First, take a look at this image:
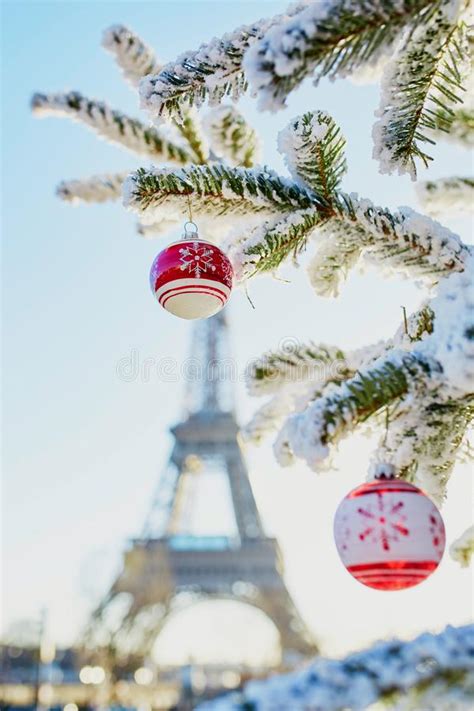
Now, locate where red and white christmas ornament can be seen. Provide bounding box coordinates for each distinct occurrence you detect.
[334,478,445,590]
[150,223,233,320]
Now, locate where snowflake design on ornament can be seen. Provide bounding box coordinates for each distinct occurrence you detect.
[429,513,445,554]
[220,257,233,287]
[179,242,217,279]
[356,493,409,551]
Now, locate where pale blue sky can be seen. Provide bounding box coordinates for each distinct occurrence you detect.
[2,1,473,661]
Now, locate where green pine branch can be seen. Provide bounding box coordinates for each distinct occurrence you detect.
[204,105,260,167]
[417,176,474,216]
[320,192,469,283]
[322,355,429,439]
[378,394,474,501]
[432,106,474,146]
[31,91,192,163]
[279,111,347,202]
[374,13,470,178]
[102,24,161,88]
[241,210,321,278]
[247,342,350,395]
[451,525,474,567]
[138,4,308,121]
[306,217,366,297]
[274,352,438,468]
[124,164,319,220]
[174,110,209,164]
[102,26,209,164]
[245,0,436,110]
[56,173,128,204]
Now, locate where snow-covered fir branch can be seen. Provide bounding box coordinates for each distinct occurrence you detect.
[242,386,316,445]
[230,209,321,280]
[249,259,474,494]
[198,624,474,711]
[226,111,470,283]
[246,342,349,396]
[432,106,474,146]
[373,391,474,502]
[246,305,434,399]
[450,525,474,566]
[274,351,435,469]
[138,2,311,121]
[123,164,318,225]
[203,105,260,167]
[328,195,470,282]
[373,4,470,179]
[232,190,469,288]
[417,177,474,216]
[306,217,367,297]
[173,108,209,164]
[56,173,128,204]
[125,117,470,282]
[102,24,161,87]
[31,91,192,163]
[136,219,183,238]
[244,308,438,459]
[277,110,347,201]
[243,0,436,112]
[102,24,210,163]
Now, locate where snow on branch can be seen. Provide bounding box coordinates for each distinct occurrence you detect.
[123,164,317,225]
[374,392,474,502]
[246,342,349,396]
[56,173,128,204]
[275,352,433,470]
[102,24,161,87]
[372,261,474,498]
[242,389,309,446]
[31,91,192,163]
[451,525,474,566]
[203,105,260,167]
[102,25,210,163]
[230,209,321,280]
[255,259,474,489]
[198,624,474,711]
[174,108,209,164]
[278,111,347,201]
[234,187,469,291]
[433,106,474,146]
[417,176,474,216]
[373,7,470,179]
[138,2,310,121]
[306,217,367,297]
[317,194,469,288]
[243,0,434,112]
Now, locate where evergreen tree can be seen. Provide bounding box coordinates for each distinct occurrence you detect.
[32,3,473,708]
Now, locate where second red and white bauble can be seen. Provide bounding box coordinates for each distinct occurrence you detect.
[334,479,445,590]
[150,238,233,320]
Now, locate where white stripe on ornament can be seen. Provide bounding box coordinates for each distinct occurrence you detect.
[155,278,230,302]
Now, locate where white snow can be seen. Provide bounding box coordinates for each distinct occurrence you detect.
[450,525,474,567]
[197,624,474,711]
[56,172,127,204]
[139,3,313,121]
[202,105,261,166]
[373,1,469,179]
[417,178,474,217]
[31,91,189,162]
[102,24,161,88]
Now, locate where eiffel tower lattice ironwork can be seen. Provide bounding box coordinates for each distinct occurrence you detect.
[85,312,317,661]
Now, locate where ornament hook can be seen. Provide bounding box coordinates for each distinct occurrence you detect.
[183,220,199,237]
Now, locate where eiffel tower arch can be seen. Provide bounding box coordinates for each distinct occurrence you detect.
[84,312,317,664]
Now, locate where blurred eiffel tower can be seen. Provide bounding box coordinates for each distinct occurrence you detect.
[84,312,316,664]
